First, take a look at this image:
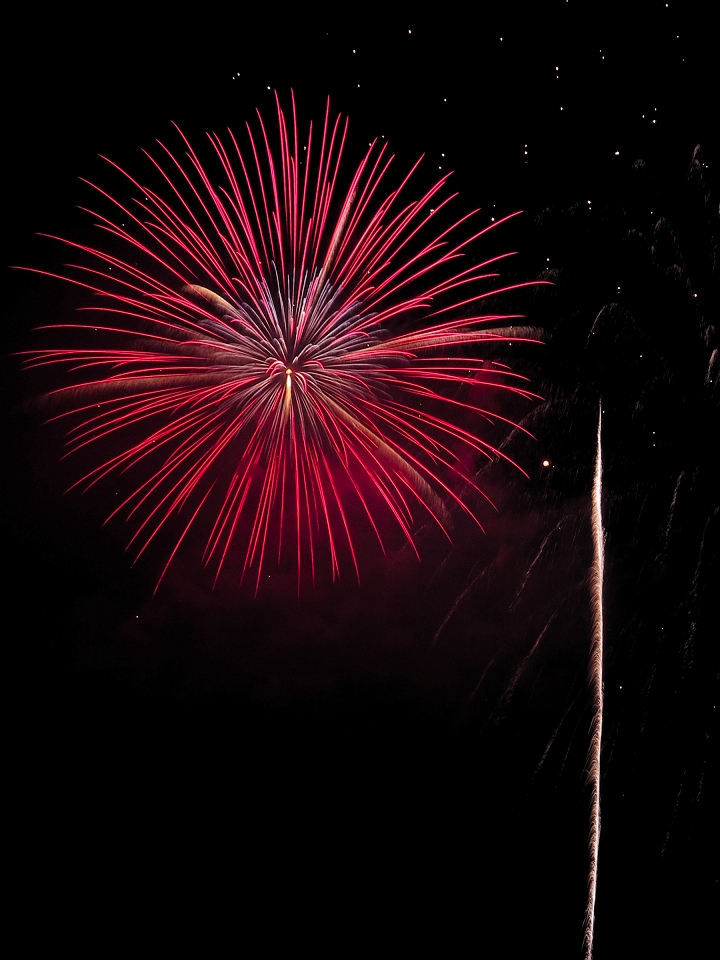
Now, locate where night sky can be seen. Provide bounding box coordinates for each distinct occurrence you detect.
[6,4,716,955]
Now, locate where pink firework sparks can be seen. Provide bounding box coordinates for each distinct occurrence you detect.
[22,95,542,591]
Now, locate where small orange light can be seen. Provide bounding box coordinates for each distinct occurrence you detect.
[542,459,550,467]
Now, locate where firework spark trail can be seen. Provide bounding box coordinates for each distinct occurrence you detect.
[509,515,573,611]
[490,611,559,724]
[532,685,584,780]
[21,94,544,590]
[681,508,713,670]
[657,470,684,560]
[430,559,484,649]
[584,402,605,958]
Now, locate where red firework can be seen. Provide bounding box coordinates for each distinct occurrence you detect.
[23,95,541,590]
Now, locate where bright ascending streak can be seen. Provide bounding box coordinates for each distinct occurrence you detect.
[22,95,543,590]
[584,402,605,958]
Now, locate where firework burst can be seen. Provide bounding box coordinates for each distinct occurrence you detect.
[22,95,541,590]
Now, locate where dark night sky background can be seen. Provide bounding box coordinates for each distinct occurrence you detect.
[5,4,717,955]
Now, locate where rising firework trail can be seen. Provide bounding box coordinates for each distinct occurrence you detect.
[584,402,605,957]
[21,94,542,590]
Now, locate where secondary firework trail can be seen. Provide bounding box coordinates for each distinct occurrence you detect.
[22,94,541,590]
[584,402,605,957]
